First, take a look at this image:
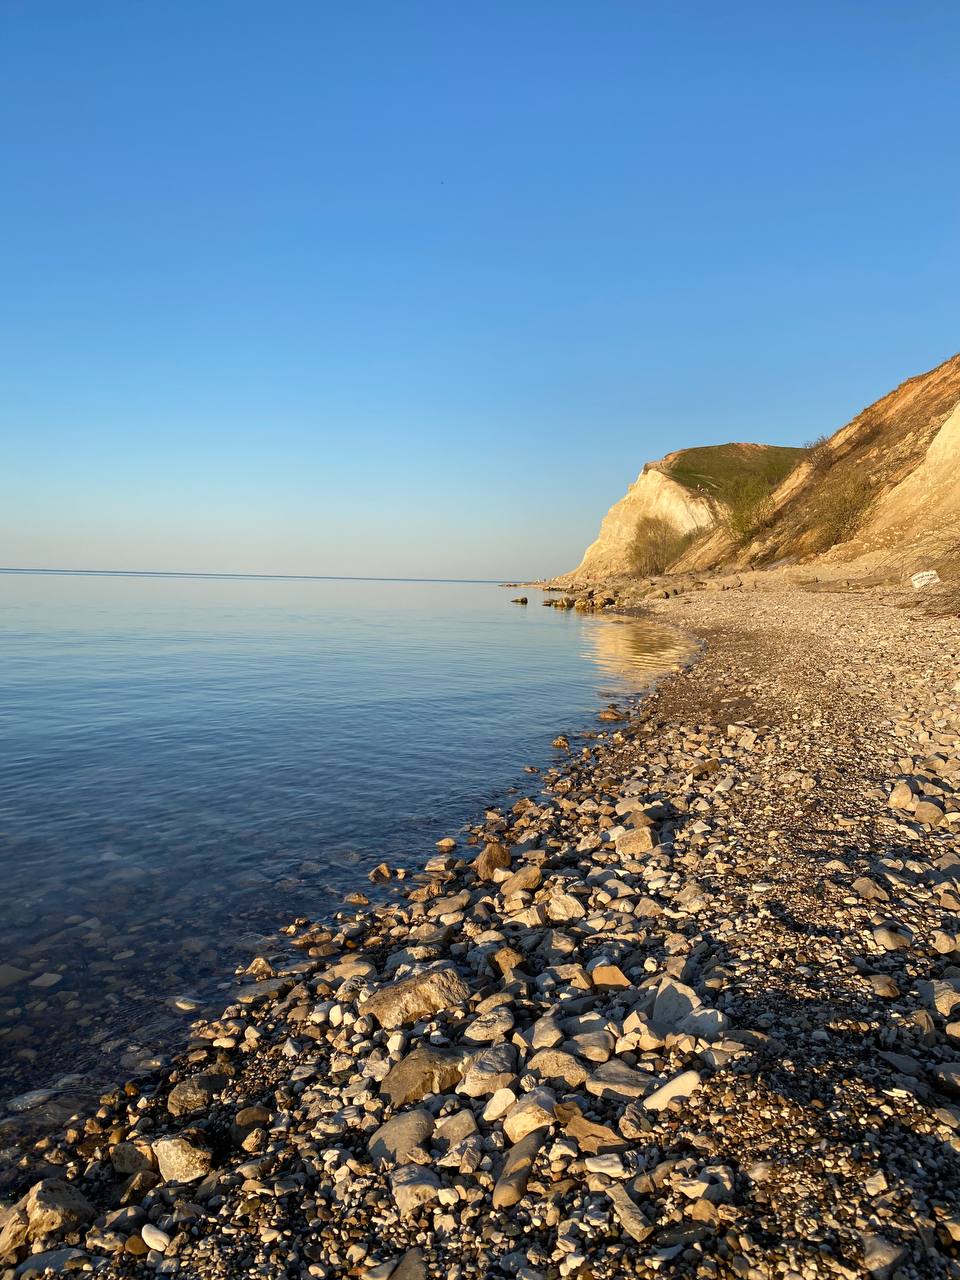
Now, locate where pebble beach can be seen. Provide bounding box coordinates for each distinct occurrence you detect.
[3,584,960,1280]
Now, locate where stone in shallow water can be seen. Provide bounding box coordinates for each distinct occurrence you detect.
[6,1090,54,1114]
[0,964,30,991]
[29,972,62,990]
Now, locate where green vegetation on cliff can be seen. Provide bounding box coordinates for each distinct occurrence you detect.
[663,443,805,501]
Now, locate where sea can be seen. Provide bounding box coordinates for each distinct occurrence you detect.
[0,570,686,1141]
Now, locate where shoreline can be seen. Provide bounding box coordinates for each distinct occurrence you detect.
[0,590,689,1166]
[2,585,960,1278]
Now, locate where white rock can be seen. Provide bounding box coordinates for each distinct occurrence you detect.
[502,1088,556,1142]
[483,1088,517,1121]
[141,1224,171,1252]
[642,1069,702,1112]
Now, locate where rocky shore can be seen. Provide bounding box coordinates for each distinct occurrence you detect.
[2,586,959,1280]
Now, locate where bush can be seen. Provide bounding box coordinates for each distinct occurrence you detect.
[803,433,832,469]
[726,475,774,545]
[628,516,693,576]
[811,468,873,550]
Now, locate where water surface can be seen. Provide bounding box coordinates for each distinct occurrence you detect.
[0,572,685,1133]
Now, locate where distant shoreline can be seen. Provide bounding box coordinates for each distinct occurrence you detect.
[0,567,504,584]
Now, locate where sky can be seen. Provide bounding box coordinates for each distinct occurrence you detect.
[2,2,958,580]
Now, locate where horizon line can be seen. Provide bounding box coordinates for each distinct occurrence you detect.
[0,566,507,584]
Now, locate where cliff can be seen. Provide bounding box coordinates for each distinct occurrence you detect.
[560,351,960,586]
[561,444,802,582]
[677,350,960,577]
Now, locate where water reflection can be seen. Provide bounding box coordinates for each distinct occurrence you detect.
[581,614,690,682]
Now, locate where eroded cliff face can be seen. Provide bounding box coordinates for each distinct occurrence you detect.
[563,464,720,581]
[726,350,960,575]
[866,399,960,547]
[815,394,960,576]
[560,350,960,586]
[560,443,800,583]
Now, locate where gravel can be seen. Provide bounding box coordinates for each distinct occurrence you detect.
[2,584,959,1279]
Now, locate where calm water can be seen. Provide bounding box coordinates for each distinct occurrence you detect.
[0,572,686,1135]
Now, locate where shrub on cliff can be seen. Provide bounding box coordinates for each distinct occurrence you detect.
[810,468,874,550]
[726,475,775,545]
[628,516,693,576]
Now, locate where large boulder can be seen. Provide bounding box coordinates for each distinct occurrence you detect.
[362,965,470,1029]
[390,1164,441,1217]
[110,1141,156,1175]
[457,1043,518,1098]
[380,1046,467,1107]
[474,842,511,881]
[167,1072,228,1118]
[0,1180,95,1263]
[368,1109,435,1167]
[492,1127,548,1208]
[152,1133,214,1183]
[502,1088,556,1143]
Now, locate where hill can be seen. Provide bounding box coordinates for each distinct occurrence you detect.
[559,352,960,586]
[675,350,960,579]
[561,443,803,581]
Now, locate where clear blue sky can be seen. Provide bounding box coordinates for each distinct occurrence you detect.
[2,2,957,579]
